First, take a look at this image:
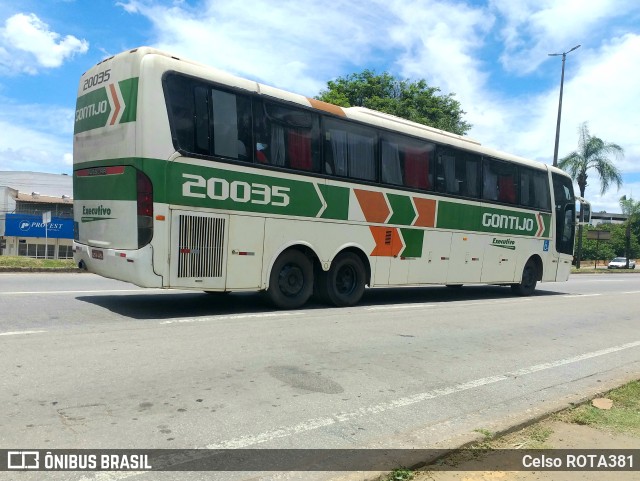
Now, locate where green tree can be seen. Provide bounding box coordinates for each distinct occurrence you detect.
[620,195,640,265]
[316,70,471,135]
[558,122,624,268]
[578,223,639,264]
[579,225,615,265]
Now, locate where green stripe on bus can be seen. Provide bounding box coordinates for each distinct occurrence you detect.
[387,193,416,226]
[74,78,139,134]
[319,184,350,220]
[437,201,551,237]
[166,163,323,217]
[399,228,424,257]
[73,165,137,201]
[119,78,139,124]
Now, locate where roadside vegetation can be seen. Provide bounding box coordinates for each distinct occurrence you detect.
[389,379,640,478]
[557,380,640,437]
[0,255,76,269]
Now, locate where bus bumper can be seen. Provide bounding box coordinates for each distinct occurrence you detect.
[73,242,163,288]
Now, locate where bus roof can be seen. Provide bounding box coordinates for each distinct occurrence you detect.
[99,47,563,175]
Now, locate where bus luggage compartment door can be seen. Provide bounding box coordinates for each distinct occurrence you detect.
[168,210,228,290]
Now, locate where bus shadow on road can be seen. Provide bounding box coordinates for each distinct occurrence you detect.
[76,284,566,320]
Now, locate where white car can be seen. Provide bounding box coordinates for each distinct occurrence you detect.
[608,257,636,269]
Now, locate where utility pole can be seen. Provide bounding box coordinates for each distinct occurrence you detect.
[549,44,581,167]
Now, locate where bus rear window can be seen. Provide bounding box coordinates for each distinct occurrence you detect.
[164,73,252,162]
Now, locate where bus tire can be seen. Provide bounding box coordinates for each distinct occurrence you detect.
[321,252,366,307]
[511,259,538,296]
[267,250,313,309]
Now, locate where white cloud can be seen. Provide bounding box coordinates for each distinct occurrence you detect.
[0,12,88,74]
[491,0,635,74]
[1,0,633,213]
[0,99,73,173]
[120,0,391,96]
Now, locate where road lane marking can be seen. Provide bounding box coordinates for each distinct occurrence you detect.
[160,312,306,325]
[366,303,437,311]
[0,330,47,336]
[205,375,509,449]
[75,339,640,481]
[561,293,602,298]
[204,340,640,449]
[0,289,157,295]
[507,340,640,377]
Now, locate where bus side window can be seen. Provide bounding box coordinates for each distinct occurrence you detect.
[324,118,377,181]
[211,89,252,161]
[380,132,434,190]
[435,149,480,198]
[164,73,196,153]
[520,168,551,210]
[483,158,517,204]
[255,101,321,172]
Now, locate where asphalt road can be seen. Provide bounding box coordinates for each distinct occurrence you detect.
[1,272,639,480]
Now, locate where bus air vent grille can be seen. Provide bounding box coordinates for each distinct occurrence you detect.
[177,214,225,278]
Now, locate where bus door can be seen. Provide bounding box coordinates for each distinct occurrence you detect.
[552,173,575,279]
[168,209,228,289]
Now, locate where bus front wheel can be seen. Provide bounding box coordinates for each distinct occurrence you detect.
[511,259,538,296]
[319,252,366,307]
[267,250,313,309]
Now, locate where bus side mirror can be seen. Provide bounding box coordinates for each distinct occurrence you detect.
[576,197,591,225]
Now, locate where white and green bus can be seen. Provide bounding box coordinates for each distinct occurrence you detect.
[73,47,585,309]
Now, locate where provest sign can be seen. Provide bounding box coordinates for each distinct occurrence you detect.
[5,214,74,239]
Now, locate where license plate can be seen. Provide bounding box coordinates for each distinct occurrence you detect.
[91,249,103,260]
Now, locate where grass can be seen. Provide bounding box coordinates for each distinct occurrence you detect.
[386,469,414,481]
[0,255,76,269]
[399,380,639,478]
[557,380,640,436]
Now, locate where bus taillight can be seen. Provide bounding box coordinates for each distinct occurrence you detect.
[137,170,153,247]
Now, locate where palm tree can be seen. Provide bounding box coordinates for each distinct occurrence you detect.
[558,122,624,268]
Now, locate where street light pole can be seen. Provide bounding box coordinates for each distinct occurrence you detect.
[549,44,580,167]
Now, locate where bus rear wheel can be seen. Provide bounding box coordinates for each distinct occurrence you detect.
[511,259,538,296]
[267,250,313,309]
[319,252,366,307]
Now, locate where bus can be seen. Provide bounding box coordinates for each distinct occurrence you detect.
[73,47,587,309]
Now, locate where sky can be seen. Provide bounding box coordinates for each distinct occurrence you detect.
[0,0,639,213]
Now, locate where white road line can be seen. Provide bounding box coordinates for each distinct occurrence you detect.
[561,293,602,298]
[75,339,640,481]
[459,298,532,307]
[204,340,640,450]
[160,312,307,325]
[0,289,154,295]
[0,330,47,336]
[366,303,437,311]
[621,290,640,294]
[507,340,640,377]
[205,375,509,449]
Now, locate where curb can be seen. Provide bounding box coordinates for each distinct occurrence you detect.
[0,267,84,273]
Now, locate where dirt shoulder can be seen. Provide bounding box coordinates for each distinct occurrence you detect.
[407,380,640,481]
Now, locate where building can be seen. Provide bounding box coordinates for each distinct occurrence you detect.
[589,211,628,227]
[0,171,74,259]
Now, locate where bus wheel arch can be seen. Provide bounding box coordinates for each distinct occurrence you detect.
[316,247,370,307]
[511,255,542,296]
[266,245,316,309]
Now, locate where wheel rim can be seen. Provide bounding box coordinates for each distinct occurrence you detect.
[335,264,357,296]
[278,263,305,297]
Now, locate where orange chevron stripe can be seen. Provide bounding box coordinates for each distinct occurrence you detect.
[536,212,544,236]
[412,198,436,227]
[354,189,390,223]
[109,83,121,126]
[370,226,402,257]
